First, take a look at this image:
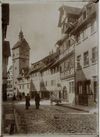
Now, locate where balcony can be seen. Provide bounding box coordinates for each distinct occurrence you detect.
[60,69,74,80]
[59,45,74,60]
[71,5,96,35]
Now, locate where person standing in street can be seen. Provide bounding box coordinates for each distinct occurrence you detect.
[25,93,30,109]
[35,92,40,109]
[12,94,16,101]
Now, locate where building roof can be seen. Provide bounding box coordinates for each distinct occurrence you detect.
[30,52,58,73]
[56,35,75,47]
[12,38,30,50]
[3,40,11,57]
[39,52,59,72]
[12,30,30,50]
[56,34,68,46]
[71,3,96,35]
[49,58,60,68]
[58,5,81,27]
[30,61,44,74]
[59,5,81,15]
[39,61,54,72]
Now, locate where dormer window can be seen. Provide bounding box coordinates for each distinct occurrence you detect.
[76,33,81,43]
[83,11,86,20]
[82,26,88,40]
[68,40,70,48]
[91,21,96,34]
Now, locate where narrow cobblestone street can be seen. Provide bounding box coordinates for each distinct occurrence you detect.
[13,100,97,134]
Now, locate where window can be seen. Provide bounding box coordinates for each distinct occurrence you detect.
[86,83,91,94]
[91,21,96,34]
[51,69,53,74]
[76,33,81,43]
[83,11,86,20]
[27,84,29,89]
[19,85,21,89]
[51,80,55,86]
[60,66,62,73]
[69,81,74,93]
[92,47,97,63]
[77,55,81,69]
[79,84,82,94]
[82,28,88,40]
[57,66,59,72]
[15,67,17,70]
[84,51,89,66]
[22,85,24,89]
[64,61,68,71]
[68,40,70,48]
[70,58,74,69]
[45,81,47,86]
[54,67,57,73]
[52,68,54,74]
[63,42,67,51]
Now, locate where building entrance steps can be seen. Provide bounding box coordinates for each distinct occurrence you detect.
[57,101,98,113]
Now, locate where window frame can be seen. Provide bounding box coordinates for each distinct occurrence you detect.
[83,51,89,67]
[77,55,81,69]
[92,47,97,64]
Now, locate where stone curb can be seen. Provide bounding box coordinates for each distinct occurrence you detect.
[57,104,89,113]
[14,108,20,133]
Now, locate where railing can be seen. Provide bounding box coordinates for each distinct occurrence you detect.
[59,45,74,60]
[60,69,74,80]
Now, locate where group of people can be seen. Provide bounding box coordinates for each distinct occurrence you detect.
[25,92,40,110]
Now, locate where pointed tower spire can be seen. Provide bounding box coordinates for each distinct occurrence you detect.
[19,28,24,41]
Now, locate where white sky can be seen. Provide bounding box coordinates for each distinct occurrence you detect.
[6,0,87,69]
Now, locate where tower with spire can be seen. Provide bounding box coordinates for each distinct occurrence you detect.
[12,30,30,95]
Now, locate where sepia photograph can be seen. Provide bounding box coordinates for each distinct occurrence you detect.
[1,0,99,136]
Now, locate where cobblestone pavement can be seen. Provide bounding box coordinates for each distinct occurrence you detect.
[3,102,17,134]
[15,103,97,134]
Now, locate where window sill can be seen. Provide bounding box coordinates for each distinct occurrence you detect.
[83,65,89,68]
[82,36,88,41]
[90,31,96,36]
[91,62,97,66]
[77,67,82,70]
[76,41,81,45]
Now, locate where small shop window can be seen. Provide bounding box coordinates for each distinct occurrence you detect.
[84,51,89,67]
[77,55,81,69]
[92,47,97,63]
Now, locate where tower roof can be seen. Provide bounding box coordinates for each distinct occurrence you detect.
[19,29,24,40]
[12,30,30,50]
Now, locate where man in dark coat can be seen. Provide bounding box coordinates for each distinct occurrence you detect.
[12,94,16,101]
[35,92,40,109]
[25,93,30,109]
